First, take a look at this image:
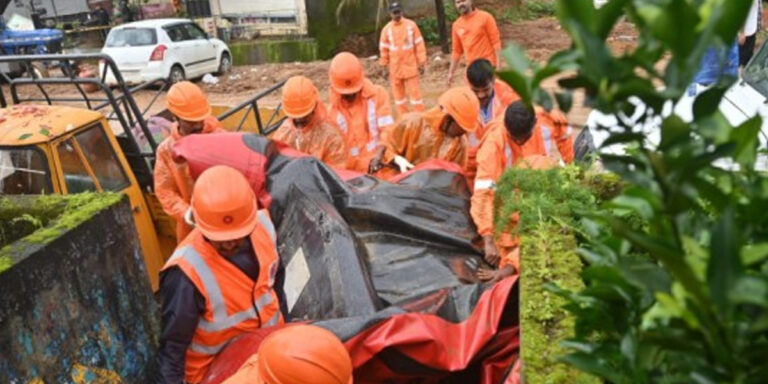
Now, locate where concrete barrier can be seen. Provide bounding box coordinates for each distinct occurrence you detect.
[0,193,159,383]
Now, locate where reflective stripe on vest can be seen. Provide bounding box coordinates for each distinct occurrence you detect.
[541,125,554,156]
[468,131,479,147]
[336,112,348,134]
[474,178,495,191]
[172,245,278,335]
[258,210,276,245]
[367,99,380,151]
[504,141,514,169]
[402,25,415,51]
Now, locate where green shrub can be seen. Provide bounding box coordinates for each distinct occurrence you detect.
[495,167,616,383]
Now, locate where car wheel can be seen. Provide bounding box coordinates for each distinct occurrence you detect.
[217,52,232,75]
[169,65,185,84]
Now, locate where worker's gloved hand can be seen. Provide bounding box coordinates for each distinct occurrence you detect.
[393,155,415,173]
[482,235,500,266]
[476,265,516,283]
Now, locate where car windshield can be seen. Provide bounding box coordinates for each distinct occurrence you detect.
[0,147,52,194]
[743,40,768,97]
[106,28,157,47]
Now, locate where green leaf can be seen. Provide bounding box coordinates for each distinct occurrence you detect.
[729,276,768,307]
[707,206,743,312]
[741,243,768,266]
[594,0,630,39]
[501,44,531,75]
[556,0,595,30]
[712,0,754,44]
[497,70,531,105]
[17,133,32,141]
[560,352,624,383]
[646,0,699,58]
[554,91,573,113]
[692,85,728,120]
[600,133,645,147]
[730,116,761,167]
[659,115,691,150]
[532,88,553,111]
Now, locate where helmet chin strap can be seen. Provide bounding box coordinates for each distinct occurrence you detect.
[184,207,196,227]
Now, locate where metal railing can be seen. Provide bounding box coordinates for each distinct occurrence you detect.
[217,78,286,135]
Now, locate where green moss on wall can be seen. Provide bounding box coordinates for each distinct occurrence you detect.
[229,39,319,66]
[495,167,618,384]
[0,192,124,272]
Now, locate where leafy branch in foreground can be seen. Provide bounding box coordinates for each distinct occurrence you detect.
[499,0,768,382]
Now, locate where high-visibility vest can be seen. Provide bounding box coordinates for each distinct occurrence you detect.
[162,209,283,384]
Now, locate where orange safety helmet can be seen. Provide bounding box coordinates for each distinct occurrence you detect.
[438,87,480,133]
[191,165,258,241]
[329,52,364,95]
[256,325,353,384]
[282,76,318,118]
[167,81,212,122]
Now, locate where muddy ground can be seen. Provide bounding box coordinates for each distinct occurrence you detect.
[11,16,638,128]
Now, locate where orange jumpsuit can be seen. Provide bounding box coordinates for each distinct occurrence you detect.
[379,17,427,115]
[382,107,468,170]
[471,109,573,269]
[329,79,395,173]
[451,9,502,67]
[271,100,348,169]
[154,116,224,242]
[466,79,520,186]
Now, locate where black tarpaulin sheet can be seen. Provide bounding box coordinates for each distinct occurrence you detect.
[173,132,490,316]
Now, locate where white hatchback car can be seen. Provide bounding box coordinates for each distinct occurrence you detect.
[100,18,232,85]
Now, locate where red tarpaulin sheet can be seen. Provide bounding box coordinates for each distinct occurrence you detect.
[202,277,518,384]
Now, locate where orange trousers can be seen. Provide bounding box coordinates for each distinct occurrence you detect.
[390,75,424,115]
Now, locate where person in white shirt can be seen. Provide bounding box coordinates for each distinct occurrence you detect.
[739,0,761,68]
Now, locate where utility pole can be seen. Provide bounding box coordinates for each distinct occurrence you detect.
[434,0,449,54]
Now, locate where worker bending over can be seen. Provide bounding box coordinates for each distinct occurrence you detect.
[156,166,286,384]
[273,75,348,169]
[328,52,396,174]
[155,81,224,242]
[447,0,502,86]
[371,87,480,174]
[472,102,574,282]
[465,59,519,185]
[223,325,353,384]
[379,2,427,115]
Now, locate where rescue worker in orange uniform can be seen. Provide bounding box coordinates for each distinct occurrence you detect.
[155,166,286,384]
[222,325,353,384]
[155,81,225,242]
[472,102,574,282]
[447,0,502,86]
[370,87,480,174]
[465,59,520,185]
[328,52,396,174]
[272,75,348,169]
[379,2,427,115]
